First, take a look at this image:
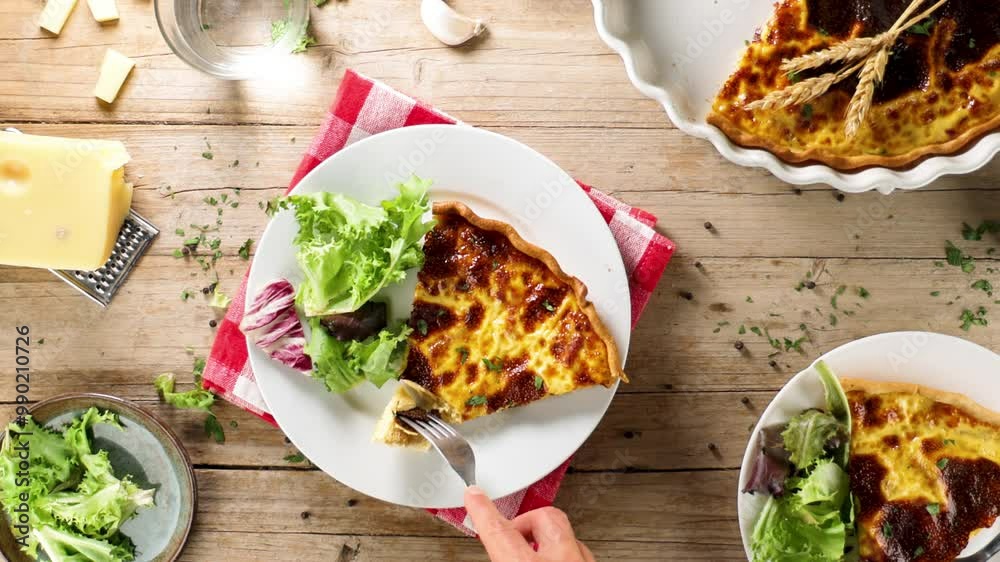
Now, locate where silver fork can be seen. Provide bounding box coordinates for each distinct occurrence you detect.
[957,533,1000,562]
[397,413,477,486]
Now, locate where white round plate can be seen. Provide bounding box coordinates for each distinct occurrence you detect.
[247,125,631,508]
[592,0,1000,193]
[738,332,1000,560]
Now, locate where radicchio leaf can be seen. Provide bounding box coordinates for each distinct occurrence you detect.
[240,279,312,372]
[743,424,792,497]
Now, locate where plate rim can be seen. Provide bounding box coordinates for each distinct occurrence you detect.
[735,331,1000,558]
[590,0,1000,193]
[246,123,631,508]
[6,392,197,562]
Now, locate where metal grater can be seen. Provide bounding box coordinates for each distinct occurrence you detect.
[50,212,159,307]
[5,127,159,307]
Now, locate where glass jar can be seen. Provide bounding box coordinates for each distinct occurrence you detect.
[154,0,311,80]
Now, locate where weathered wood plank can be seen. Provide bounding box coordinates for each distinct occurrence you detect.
[189,469,741,545]
[4,123,998,207]
[179,533,743,562]
[0,1,663,128]
[4,255,999,399]
[0,390,764,471]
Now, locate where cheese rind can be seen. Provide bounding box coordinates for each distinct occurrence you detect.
[94,49,135,104]
[39,0,78,35]
[0,132,132,271]
[86,0,118,22]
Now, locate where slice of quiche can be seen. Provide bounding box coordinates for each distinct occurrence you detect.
[708,0,1000,170]
[843,378,1000,561]
[374,202,626,447]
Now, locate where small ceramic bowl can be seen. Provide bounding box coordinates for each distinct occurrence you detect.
[0,394,196,562]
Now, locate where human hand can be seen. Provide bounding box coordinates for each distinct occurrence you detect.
[464,486,596,562]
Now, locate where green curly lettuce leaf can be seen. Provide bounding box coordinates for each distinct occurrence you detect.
[63,409,121,459]
[154,372,215,412]
[751,493,847,562]
[32,524,135,562]
[0,409,153,562]
[781,409,843,470]
[306,318,412,393]
[285,176,435,317]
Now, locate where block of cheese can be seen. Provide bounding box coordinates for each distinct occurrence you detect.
[39,0,78,35]
[94,49,135,104]
[86,0,118,22]
[0,132,133,271]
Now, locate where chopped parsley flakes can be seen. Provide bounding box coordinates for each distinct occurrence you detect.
[482,357,503,372]
[238,238,253,260]
[945,240,975,273]
[971,279,993,296]
[960,307,988,331]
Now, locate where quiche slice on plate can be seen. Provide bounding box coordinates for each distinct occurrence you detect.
[374,202,626,447]
[842,378,1000,561]
[708,0,1000,170]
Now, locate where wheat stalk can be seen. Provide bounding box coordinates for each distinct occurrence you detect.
[780,35,888,74]
[746,0,950,137]
[746,60,864,112]
[844,48,889,137]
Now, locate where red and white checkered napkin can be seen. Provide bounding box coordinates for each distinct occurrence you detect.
[203,69,675,534]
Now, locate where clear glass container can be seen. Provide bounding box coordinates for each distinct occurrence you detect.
[154,0,311,80]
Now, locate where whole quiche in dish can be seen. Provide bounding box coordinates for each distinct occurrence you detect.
[709,0,1000,170]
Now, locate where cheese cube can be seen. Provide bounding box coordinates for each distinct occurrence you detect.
[39,0,78,35]
[0,132,133,271]
[94,49,135,104]
[86,0,118,22]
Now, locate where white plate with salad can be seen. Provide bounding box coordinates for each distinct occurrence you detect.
[245,125,631,508]
[739,332,1000,561]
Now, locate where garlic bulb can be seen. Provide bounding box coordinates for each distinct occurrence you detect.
[420,0,486,46]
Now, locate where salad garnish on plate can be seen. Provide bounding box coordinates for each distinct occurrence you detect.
[241,176,434,394]
[744,361,854,562]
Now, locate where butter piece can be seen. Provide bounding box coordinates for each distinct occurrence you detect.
[86,0,118,22]
[39,0,78,35]
[0,132,133,271]
[94,49,135,104]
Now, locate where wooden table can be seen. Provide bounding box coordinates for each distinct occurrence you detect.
[4,1,1000,560]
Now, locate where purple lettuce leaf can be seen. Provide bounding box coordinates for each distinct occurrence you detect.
[240,279,312,372]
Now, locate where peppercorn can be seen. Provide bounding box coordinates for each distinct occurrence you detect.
[209,319,218,328]
[734,341,745,351]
